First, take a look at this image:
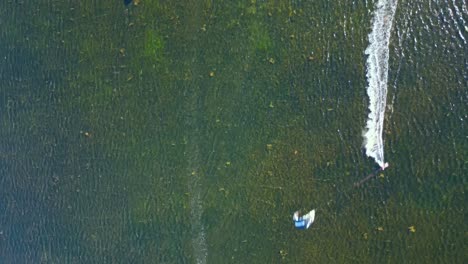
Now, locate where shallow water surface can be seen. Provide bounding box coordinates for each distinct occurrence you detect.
[0,0,465,263]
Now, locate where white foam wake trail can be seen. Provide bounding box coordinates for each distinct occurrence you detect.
[187,147,207,264]
[189,179,207,264]
[363,0,398,168]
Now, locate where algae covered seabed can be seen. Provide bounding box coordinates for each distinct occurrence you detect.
[0,1,465,263]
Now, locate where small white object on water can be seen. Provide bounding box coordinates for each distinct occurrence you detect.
[382,162,389,170]
[293,209,316,230]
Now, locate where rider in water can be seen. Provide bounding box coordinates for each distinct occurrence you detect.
[293,210,315,229]
[381,162,389,170]
[293,211,307,229]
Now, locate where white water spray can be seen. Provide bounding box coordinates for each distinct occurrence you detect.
[363,0,398,168]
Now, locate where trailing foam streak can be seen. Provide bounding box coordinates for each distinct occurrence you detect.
[363,0,398,168]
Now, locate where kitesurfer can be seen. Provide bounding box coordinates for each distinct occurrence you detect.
[381,162,389,170]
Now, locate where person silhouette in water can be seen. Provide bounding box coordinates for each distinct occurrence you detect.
[293,210,316,230]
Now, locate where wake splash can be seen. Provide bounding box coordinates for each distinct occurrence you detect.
[363,0,398,168]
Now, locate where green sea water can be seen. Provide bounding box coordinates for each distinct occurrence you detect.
[0,0,466,263]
